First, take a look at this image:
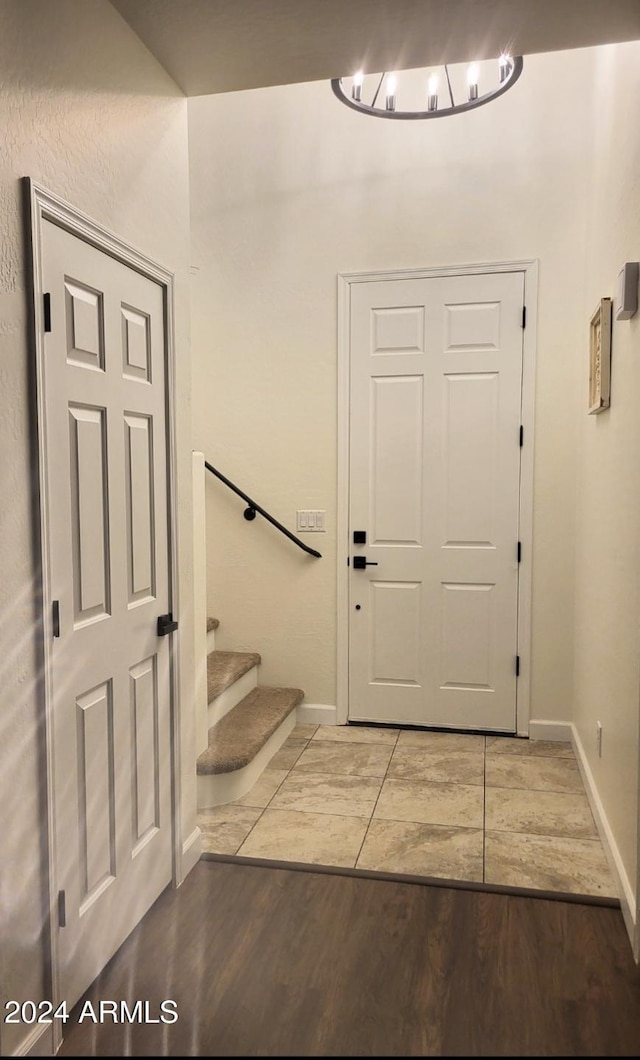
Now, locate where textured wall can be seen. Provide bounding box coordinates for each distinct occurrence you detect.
[0,2,192,1054]
[188,47,593,717]
[573,40,640,911]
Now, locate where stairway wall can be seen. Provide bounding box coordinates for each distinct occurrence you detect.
[188,46,593,715]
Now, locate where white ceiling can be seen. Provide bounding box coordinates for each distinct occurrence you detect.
[110,0,640,96]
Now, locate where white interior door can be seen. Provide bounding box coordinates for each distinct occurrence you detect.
[348,271,524,732]
[42,220,174,1006]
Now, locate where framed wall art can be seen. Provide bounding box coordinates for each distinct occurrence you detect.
[588,297,612,414]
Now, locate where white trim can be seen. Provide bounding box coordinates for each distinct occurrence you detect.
[192,451,208,756]
[14,1023,53,1058]
[24,179,184,1035]
[24,180,62,1053]
[571,723,636,948]
[337,260,538,734]
[181,826,203,879]
[528,719,573,742]
[163,229,184,888]
[197,711,296,808]
[296,703,338,726]
[516,261,538,735]
[336,274,351,725]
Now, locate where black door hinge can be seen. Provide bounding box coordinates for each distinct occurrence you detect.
[517,541,522,563]
[52,600,60,638]
[516,655,520,677]
[58,889,66,928]
[43,293,52,333]
[519,425,524,447]
[521,305,527,329]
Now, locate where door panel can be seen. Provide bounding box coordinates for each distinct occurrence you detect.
[68,404,111,622]
[124,413,155,603]
[440,582,495,689]
[370,580,422,684]
[371,375,424,544]
[76,679,115,908]
[442,372,498,546]
[349,272,524,731]
[43,220,173,1006]
[64,280,104,369]
[130,654,160,851]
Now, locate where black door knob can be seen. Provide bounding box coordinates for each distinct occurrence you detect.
[157,613,178,636]
[353,556,379,569]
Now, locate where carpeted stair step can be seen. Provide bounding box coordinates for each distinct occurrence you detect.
[207,616,220,633]
[197,686,305,775]
[207,649,261,703]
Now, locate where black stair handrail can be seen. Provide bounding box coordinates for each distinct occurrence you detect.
[204,460,322,559]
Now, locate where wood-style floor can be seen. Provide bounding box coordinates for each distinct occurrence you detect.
[58,858,640,1057]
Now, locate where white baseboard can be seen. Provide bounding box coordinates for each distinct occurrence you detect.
[181,826,202,881]
[296,703,337,726]
[571,723,636,947]
[15,1022,53,1057]
[527,719,573,742]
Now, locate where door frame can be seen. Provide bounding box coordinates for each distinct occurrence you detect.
[336,260,539,735]
[24,178,183,1035]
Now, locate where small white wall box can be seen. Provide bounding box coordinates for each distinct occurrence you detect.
[616,262,639,320]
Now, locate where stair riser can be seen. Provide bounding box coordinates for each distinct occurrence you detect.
[208,665,258,728]
[207,627,216,653]
[197,710,296,809]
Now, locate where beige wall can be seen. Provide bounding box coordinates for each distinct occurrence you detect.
[0,1,193,1054]
[189,37,640,921]
[188,48,594,717]
[573,41,640,914]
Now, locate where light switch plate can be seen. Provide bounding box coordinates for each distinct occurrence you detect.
[296,509,326,532]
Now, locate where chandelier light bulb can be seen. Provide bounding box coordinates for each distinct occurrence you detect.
[499,53,512,83]
[467,62,479,101]
[352,70,364,101]
[385,73,397,111]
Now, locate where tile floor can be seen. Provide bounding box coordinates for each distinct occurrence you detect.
[198,725,617,898]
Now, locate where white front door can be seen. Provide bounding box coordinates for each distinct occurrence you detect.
[42,220,174,1006]
[348,271,525,732]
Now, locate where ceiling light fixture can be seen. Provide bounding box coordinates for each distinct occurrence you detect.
[331,54,523,120]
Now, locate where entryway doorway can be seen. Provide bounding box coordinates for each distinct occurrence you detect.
[338,263,537,734]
